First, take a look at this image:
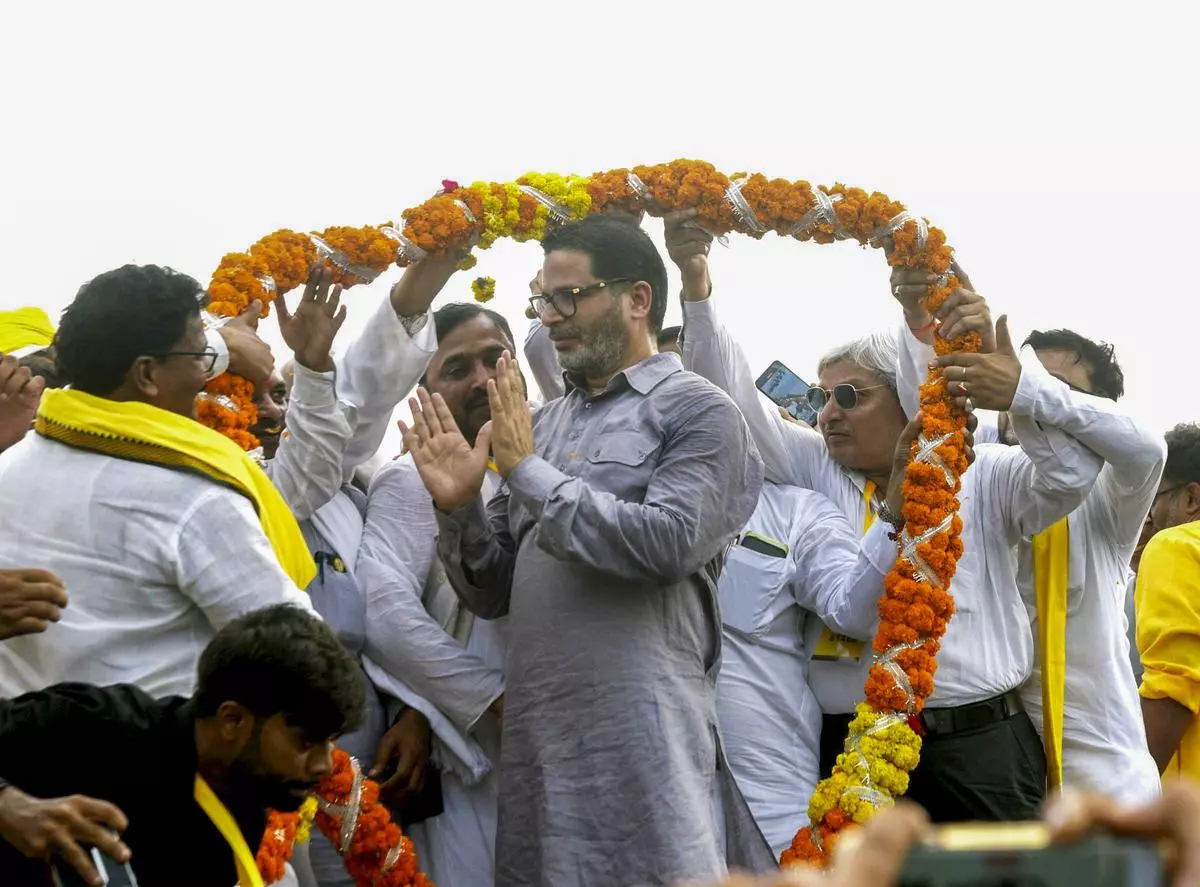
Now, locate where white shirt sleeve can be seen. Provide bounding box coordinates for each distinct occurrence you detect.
[895,322,931,422]
[789,502,896,640]
[682,297,827,487]
[172,488,314,628]
[523,319,566,403]
[358,459,505,733]
[983,359,1106,538]
[1008,350,1165,547]
[333,295,437,479]
[263,363,353,521]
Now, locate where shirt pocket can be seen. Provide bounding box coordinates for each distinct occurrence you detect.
[583,432,661,502]
[719,543,790,638]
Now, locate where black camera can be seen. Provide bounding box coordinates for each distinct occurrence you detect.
[898,823,1163,887]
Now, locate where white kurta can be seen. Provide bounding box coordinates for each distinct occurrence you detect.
[682,297,1104,712]
[0,435,314,698]
[716,483,895,856]
[360,458,506,887]
[897,327,1164,804]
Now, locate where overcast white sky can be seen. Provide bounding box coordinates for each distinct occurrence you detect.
[3,1,1196,457]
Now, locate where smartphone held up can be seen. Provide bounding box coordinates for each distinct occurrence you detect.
[755,360,818,426]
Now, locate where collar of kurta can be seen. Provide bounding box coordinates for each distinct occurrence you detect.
[562,352,682,397]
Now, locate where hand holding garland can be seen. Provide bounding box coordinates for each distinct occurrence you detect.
[276,265,348,374]
[936,316,1022,412]
[663,208,713,300]
[216,299,274,389]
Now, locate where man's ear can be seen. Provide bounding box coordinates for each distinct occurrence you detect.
[128,355,160,399]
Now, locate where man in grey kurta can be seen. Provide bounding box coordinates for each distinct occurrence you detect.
[402,215,765,886]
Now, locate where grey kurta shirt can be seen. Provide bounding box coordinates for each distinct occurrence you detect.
[436,352,765,887]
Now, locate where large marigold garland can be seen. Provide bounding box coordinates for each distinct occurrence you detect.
[205,161,976,867]
[256,748,431,886]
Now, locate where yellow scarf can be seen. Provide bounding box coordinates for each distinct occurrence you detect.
[0,306,55,355]
[194,776,266,887]
[1032,517,1070,789]
[35,388,316,589]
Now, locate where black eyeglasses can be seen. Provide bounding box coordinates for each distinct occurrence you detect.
[1154,485,1183,503]
[806,383,889,412]
[528,278,633,319]
[152,347,218,375]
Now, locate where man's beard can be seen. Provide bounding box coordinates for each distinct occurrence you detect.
[228,755,317,813]
[555,304,629,379]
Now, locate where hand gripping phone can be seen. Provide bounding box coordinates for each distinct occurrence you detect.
[755,359,818,426]
[51,846,138,887]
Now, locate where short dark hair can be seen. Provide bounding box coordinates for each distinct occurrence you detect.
[55,265,205,396]
[1023,328,1125,401]
[541,216,669,334]
[19,347,64,389]
[419,302,517,387]
[194,605,365,741]
[1164,423,1200,486]
[658,326,682,348]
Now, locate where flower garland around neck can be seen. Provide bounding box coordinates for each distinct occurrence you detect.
[255,748,431,886]
[207,164,975,863]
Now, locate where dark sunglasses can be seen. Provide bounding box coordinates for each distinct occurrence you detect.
[528,278,633,319]
[806,383,889,412]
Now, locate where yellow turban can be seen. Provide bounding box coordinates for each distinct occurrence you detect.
[0,307,56,358]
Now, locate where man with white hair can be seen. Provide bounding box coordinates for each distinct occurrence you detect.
[674,213,1104,822]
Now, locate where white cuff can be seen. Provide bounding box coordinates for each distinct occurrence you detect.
[205,328,230,379]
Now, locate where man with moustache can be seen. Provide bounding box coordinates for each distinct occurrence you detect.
[358,301,516,887]
[680,219,1104,822]
[0,606,365,887]
[403,215,765,886]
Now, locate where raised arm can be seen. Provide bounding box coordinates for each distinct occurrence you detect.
[263,265,353,519]
[266,362,353,520]
[1005,357,1165,547]
[358,459,505,732]
[522,268,567,403]
[680,285,826,489]
[523,318,566,403]
[333,256,455,476]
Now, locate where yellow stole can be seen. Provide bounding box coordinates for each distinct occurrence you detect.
[194,776,266,887]
[35,388,316,589]
[1032,517,1070,789]
[813,481,876,661]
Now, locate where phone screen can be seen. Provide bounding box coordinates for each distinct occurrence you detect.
[755,360,818,425]
[52,848,138,887]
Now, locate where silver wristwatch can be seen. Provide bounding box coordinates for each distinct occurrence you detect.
[876,501,905,530]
